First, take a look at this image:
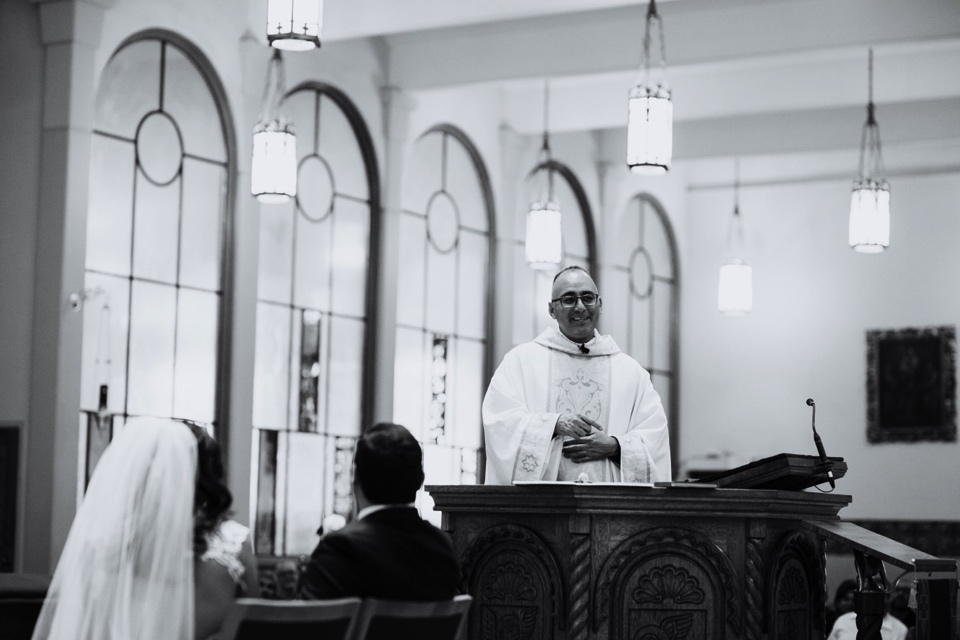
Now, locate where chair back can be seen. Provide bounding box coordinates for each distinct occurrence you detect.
[220,597,362,640]
[351,595,472,640]
[0,573,51,640]
[0,598,46,640]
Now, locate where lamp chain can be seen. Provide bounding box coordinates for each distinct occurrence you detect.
[733,157,740,217]
[258,49,287,123]
[857,48,886,183]
[726,157,745,258]
[542,78,551,155]
[541,78,554,200]
[642,0,668,80]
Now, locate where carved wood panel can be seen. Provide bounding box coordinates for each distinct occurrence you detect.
[460,524,565,640]
[595,527,741,640]
[767,532,825,640]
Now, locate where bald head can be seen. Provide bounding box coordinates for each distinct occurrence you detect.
[549,268,601,343]
[551,266,595,299]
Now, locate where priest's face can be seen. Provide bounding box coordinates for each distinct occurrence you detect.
[549,269,601,344]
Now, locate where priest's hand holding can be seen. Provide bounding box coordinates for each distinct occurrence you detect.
[560,417,621,462]
[554,413,595,439]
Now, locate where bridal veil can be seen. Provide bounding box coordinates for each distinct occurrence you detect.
[32,417,197,640]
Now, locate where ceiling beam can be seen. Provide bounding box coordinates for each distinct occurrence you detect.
[376,0,960,90]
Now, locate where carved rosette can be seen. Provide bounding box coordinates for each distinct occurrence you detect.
[593,527,741,640]
[633,565,705,605]
[766,532,825,640]
[461,524,565,640]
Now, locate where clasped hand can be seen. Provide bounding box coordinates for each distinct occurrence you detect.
[555,414,618,462]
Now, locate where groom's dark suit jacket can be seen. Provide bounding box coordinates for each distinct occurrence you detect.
[299,506,459,600]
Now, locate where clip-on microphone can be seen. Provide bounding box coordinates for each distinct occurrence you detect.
[577,343,590,354]
[806,398,835,489]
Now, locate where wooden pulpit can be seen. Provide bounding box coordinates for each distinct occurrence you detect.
[428,483,848,640]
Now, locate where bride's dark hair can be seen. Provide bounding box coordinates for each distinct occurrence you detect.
[182,421,233,554]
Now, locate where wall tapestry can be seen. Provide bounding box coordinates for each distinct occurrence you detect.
[866,325,957,443]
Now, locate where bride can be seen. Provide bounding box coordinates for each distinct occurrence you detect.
[31,417,258,640]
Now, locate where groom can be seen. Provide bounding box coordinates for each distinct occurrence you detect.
[298,422,458,600]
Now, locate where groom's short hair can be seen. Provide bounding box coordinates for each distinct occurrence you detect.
[354,422,425,505]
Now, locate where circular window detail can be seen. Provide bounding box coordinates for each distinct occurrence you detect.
[629,246,654,300]
[426,190,460,254]
[297,154,336,222]
[135,111,183,186]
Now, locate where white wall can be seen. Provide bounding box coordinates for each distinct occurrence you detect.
[0,0,44,573]
[681,157,960,520]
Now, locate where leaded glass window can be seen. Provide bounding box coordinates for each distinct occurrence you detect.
[251,84,379,556]
[79,35,233,485]
[512,160,597,346]
[605,194,680,466]
[393,126,494,520]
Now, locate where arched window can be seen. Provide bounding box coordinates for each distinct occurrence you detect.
[512,160,597,346]
[251,84,380,556]
[606,194,680,468]
[392,125,495,518]
[80,32,235,485]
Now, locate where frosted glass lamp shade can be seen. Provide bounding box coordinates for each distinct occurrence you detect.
[627,84,673,175]
[267,0,323,51]
[252,126,298,204]
[718,262,753,315]
[849,182,890,253]
[526,203,562,270]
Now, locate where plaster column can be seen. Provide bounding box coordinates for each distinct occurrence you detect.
[224,31,270,527]
[24,0,105,573]
[596,157,623,293]
[372,85,417,424]
[495,124,528,360]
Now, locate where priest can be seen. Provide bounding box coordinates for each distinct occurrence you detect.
[482,266,671,484]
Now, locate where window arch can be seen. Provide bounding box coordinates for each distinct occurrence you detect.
[512,159,598,346]
[392,125,495,516]
[606,194,680,470]
[251,83,380,556]
[80,31,235,484]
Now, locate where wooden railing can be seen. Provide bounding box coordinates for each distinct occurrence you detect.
[802,520,957,640]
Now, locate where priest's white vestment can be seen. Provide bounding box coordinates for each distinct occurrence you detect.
[482,327,671,484]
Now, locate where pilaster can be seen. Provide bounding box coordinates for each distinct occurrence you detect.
[494,124,529,359]
[25,0,105,573]
[373,85,417,423]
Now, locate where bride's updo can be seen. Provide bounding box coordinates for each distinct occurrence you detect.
[182,421,233,554]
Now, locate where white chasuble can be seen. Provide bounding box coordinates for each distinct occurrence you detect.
[482,327,671,484]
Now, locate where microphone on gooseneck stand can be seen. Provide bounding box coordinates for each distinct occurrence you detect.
[577,343,590,354]
[806,398,835,489]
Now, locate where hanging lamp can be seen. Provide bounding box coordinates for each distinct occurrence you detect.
[526,79,563,270]
[627,0,673,175]
[251,50,298,204]
[718,159,753,314]
[849,48,890,253]
[267,0,323,51]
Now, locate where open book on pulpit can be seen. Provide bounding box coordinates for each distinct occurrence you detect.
[686,453,846,490]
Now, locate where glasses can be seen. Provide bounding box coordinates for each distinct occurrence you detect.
[551,293,600,308]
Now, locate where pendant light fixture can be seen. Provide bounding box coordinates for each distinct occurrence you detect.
[267,0,323,51]
[718,159,753,314]
[627,0,673,175]
[849,48,890,253]
[526,79,563,270]
[251,50,298,204]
